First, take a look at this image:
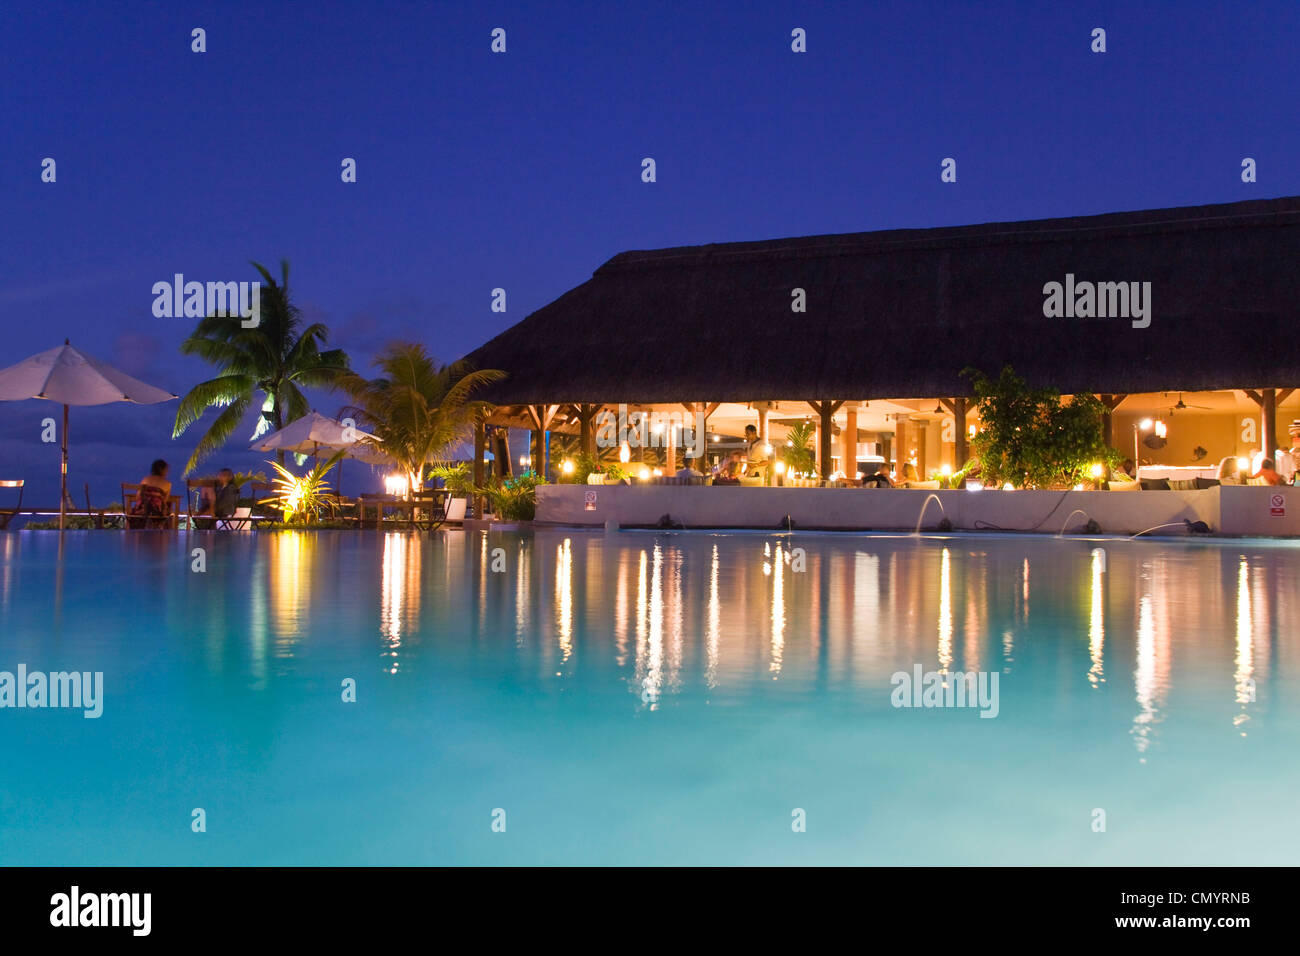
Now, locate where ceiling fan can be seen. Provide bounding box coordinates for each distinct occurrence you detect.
[1165,392,1214,413]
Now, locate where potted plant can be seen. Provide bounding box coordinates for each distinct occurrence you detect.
[428,462,474,522]
[478,472,546,528]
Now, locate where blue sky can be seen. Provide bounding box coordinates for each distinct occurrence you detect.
[1,0,1297,502]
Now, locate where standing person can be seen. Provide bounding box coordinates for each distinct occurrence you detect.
[744,424,769,483]
[1285,421,1300,483]
[1274,446,1297,484]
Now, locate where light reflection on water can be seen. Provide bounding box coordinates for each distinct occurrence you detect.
[1,529,1298,864]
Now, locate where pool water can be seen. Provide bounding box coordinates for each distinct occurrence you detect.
[0,529,1297,865]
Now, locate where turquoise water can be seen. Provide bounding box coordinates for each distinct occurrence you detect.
[0,529,1297,865]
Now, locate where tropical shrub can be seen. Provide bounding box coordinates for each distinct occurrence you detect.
[963,365,1120,488]
[263,450,346,523]
[480,472,546,521]
[781,421,817,476]
[428,462,475,496]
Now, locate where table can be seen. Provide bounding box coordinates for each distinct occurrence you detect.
[1136,465,1219,482]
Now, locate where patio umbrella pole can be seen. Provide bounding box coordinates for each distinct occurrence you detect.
[60,403,68,531]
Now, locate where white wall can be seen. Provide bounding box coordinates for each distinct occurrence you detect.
[537,483,1300,536]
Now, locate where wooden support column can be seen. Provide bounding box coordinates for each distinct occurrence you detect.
[578,403,597,456]
[495,430,511,478]
[808,401,843,485]
[894,414,910,478]
[954,397,968,466]
[472,418,486,519]
[1243,389,1291,459]
[940,398,970,467]
[524,404,561,476]
[683,402,720,472]
[1098,394,1127,449]
[1264,388,1278,458]
[757,403,770,484]
[841,405,858,479]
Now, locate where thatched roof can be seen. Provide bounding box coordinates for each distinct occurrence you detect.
[463,196,1300,405]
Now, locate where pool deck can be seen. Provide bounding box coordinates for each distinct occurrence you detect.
[535,483,1300,537]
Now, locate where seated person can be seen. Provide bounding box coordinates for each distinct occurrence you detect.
[1253,458,1285,485]
[1117,458,1136,479]
[895,462,919,488]
[674,463,699,480]
[131,459,171,521]
[196,468,240,524]
[862,472,893,488]
[1216,456,1242,484]
[712,458,743,486]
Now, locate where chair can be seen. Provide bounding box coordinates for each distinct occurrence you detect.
[186,478,219,529]
[0,480,23,529]
[122,483,178,529]
[410,489,447,531]
[444,496,468,524]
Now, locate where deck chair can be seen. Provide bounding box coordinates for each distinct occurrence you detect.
[122,483,176,529]
[0,480,23,529]
[443,496,468,525]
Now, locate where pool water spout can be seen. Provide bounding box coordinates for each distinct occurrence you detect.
[1058,509,1095,536]
[913,494,948,535]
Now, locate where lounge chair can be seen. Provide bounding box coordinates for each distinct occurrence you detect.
[443,497,468,524]
[0,480,23,529]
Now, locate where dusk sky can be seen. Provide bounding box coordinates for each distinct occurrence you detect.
[2,0,1297,503]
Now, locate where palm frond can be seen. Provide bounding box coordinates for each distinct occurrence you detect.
[183,394,252,475]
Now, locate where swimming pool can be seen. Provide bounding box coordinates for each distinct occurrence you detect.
[1,529,1296,865]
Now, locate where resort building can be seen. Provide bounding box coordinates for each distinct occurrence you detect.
[462,196,1300,534]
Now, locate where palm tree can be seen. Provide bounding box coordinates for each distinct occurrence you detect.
[339,342,504,492]
[172,260,350,474]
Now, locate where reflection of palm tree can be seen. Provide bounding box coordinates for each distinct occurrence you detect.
[339,342,503,492]
[172,260,350,474]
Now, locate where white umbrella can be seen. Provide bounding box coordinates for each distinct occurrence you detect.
[250,410,384,494]
[0,340,176,529]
